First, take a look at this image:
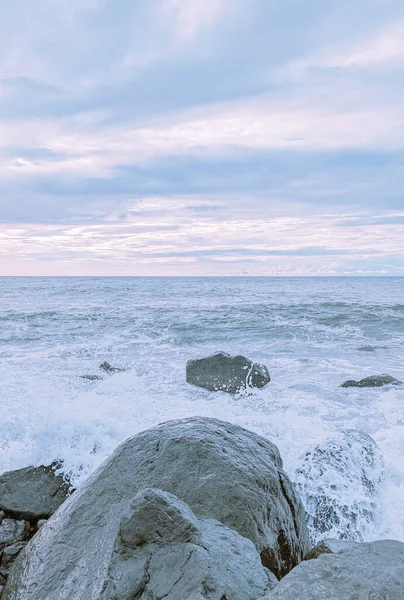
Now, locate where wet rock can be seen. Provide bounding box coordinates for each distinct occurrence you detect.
[357,345,387,352]
[341,374,402,387]
[36,519,47,530]
[265,540,404,599]
[80,362,124,380]
[294,430,383,543]
[0,520,29,551]
[0,465,70,521]
[1,542,27,572]
[3,417,310,600]
[186,351,271,393]
[99,361,124,374]
[103,488,277,600]
[304,538,360,560]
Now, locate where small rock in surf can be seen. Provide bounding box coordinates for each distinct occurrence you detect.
[341,374,402,388]
[186,351,270,393]
[79,362,124,380]
[99,361,125,374]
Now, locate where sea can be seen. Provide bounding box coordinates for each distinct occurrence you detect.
[0,276,403,543]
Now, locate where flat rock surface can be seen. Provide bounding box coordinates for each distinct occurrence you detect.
[265,540,404,599]
[0,465,70,521]
[4,417,310,600]
[186,351,271,393]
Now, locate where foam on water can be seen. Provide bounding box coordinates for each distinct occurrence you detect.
[0,277,403,543]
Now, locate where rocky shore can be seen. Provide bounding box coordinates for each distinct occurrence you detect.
[1,354,403,598]
[0,415,403,599]
[0,465,69,596]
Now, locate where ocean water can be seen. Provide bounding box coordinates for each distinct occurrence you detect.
[0,276,403,542]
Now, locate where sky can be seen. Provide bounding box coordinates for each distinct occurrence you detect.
[0,0,403,276]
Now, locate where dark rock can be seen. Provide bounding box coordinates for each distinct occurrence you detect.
[1,542,27,572]
[99,361,124,374]
[3,417,310,599]
[341,374,402,388]
[0,520,29,551]
[186,351,270,393]
[79,362,124,380]
[294,430,383,543]
[0,465,70,521]
[103,488,277,599]
[264,540,404,599]
[357,345,387,352]
[304,538,360,560]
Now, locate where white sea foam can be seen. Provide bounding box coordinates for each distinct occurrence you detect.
[0,277,403,542]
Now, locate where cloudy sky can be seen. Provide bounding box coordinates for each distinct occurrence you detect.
[1,0,403,275]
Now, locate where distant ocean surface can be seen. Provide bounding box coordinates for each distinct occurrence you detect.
[1,277,403,542]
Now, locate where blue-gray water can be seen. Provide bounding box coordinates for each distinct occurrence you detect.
[0,277,403,541]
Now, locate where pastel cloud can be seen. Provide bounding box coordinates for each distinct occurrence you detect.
[0,0,403,275]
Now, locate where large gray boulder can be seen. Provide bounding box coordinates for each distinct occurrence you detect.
[341,374,402,388]
[4,417,310,599]
[186,351,271,393]
[0,465,69,521]
[264,540,404,599]
[294,430,383,543]
[102,488,277,599]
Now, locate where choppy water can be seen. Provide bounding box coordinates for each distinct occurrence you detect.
[0,277,403,542]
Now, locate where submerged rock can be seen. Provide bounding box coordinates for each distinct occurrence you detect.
[357,345,387,352]
[80,362,124,380]
[99,361,125,374]
[4,417,310,599]
[265,540,404,599]
[103,488,277,600]
[186,351,271,393]
[0,465,70,521]
[341,374,402,388]
[294,430,383,543]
